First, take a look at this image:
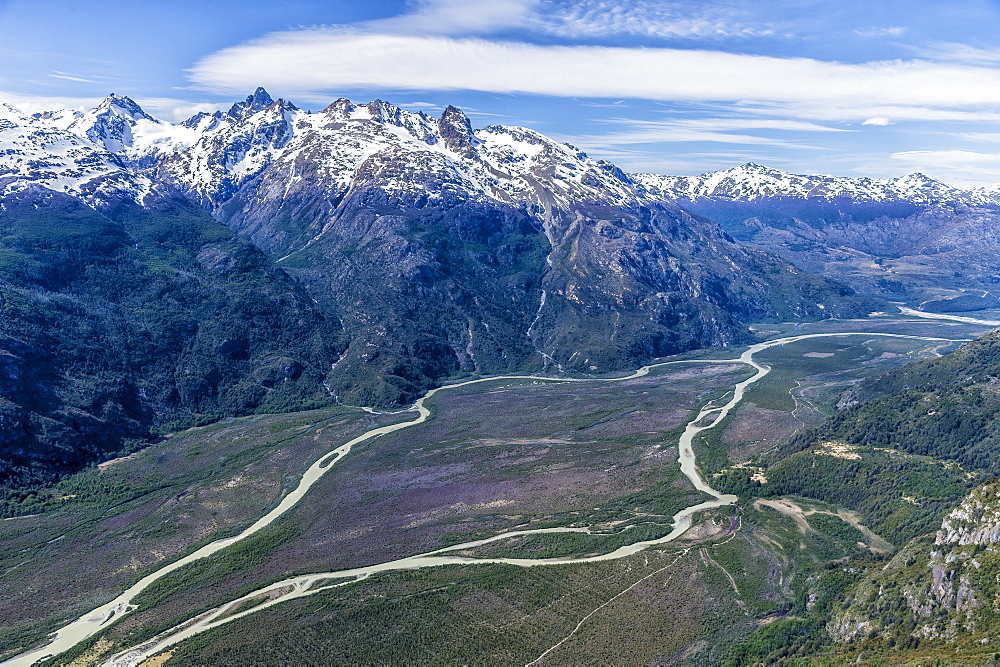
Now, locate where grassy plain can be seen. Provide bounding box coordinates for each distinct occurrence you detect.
[0,407,411,660]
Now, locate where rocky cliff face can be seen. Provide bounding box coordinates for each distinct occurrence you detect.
[937,484,1000,546]
[828,481,1000,647]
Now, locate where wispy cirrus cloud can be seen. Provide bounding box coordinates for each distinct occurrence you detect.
[735,102,1000,125]
[356,0,538,35]
[908,41,1000,65]
[48,70,105,84]
[950,132,1000,143]
[346,0,786,41]
[553,117,844,164]
[614,117,848,133]
[1,90,226,121]
[854,26,907,38]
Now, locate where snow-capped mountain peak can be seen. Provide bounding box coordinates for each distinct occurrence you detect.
[66,93,162,153]
[0,100,151,203]
[96,94,155,122]
[228,87,277,119]
[67,93,159,153]
[8,88,1000,219]
[892,172,942,191]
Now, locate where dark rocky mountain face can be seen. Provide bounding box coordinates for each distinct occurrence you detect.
[285,189,872,405]
[141,96,877,403]
[676,199,1000,302]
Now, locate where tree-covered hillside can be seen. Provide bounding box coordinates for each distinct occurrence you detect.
[0,187,342,491]
[787,330,1000,472]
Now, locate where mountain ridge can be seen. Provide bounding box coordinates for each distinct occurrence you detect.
[634,162,985,206]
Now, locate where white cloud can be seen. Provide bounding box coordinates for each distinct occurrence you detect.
[910,42,1000,65]
[160,101,228,122]
[190,30,1000,116]
[577,99,629,108]
[739,102,1000,124]
[397,101,446,111]
[551,117,843,156]
[0,90,226,122]
[951,132,1000,144]
[566,128,809,148]
[862,117,891,126]
[620,117,848,133]
[48,71,102,84]
[349,0,782,41]
[569,116,845,145]
[0,90,104,113]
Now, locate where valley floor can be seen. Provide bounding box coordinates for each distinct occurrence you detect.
[0,313,993,666]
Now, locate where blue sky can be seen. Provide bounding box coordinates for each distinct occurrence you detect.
[4,0,1000,184]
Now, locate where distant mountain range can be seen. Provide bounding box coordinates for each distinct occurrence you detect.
[635,162,990,205]
[637,163,1000,305]
[8,89,1000,665]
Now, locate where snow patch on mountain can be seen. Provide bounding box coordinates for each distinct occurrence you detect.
[0,102,151,203]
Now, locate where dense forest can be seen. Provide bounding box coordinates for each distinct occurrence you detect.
[788,330,1000,472]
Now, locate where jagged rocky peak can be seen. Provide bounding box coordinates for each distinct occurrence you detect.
[321,97,354,118]
[314,97,438,145]
[180,110,226,130]
[936,481,1000,546]
[364,99,405,123]
[437,105,478,157]
[228,87,275,119]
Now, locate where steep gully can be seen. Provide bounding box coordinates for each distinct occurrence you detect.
[3,333,969,667]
